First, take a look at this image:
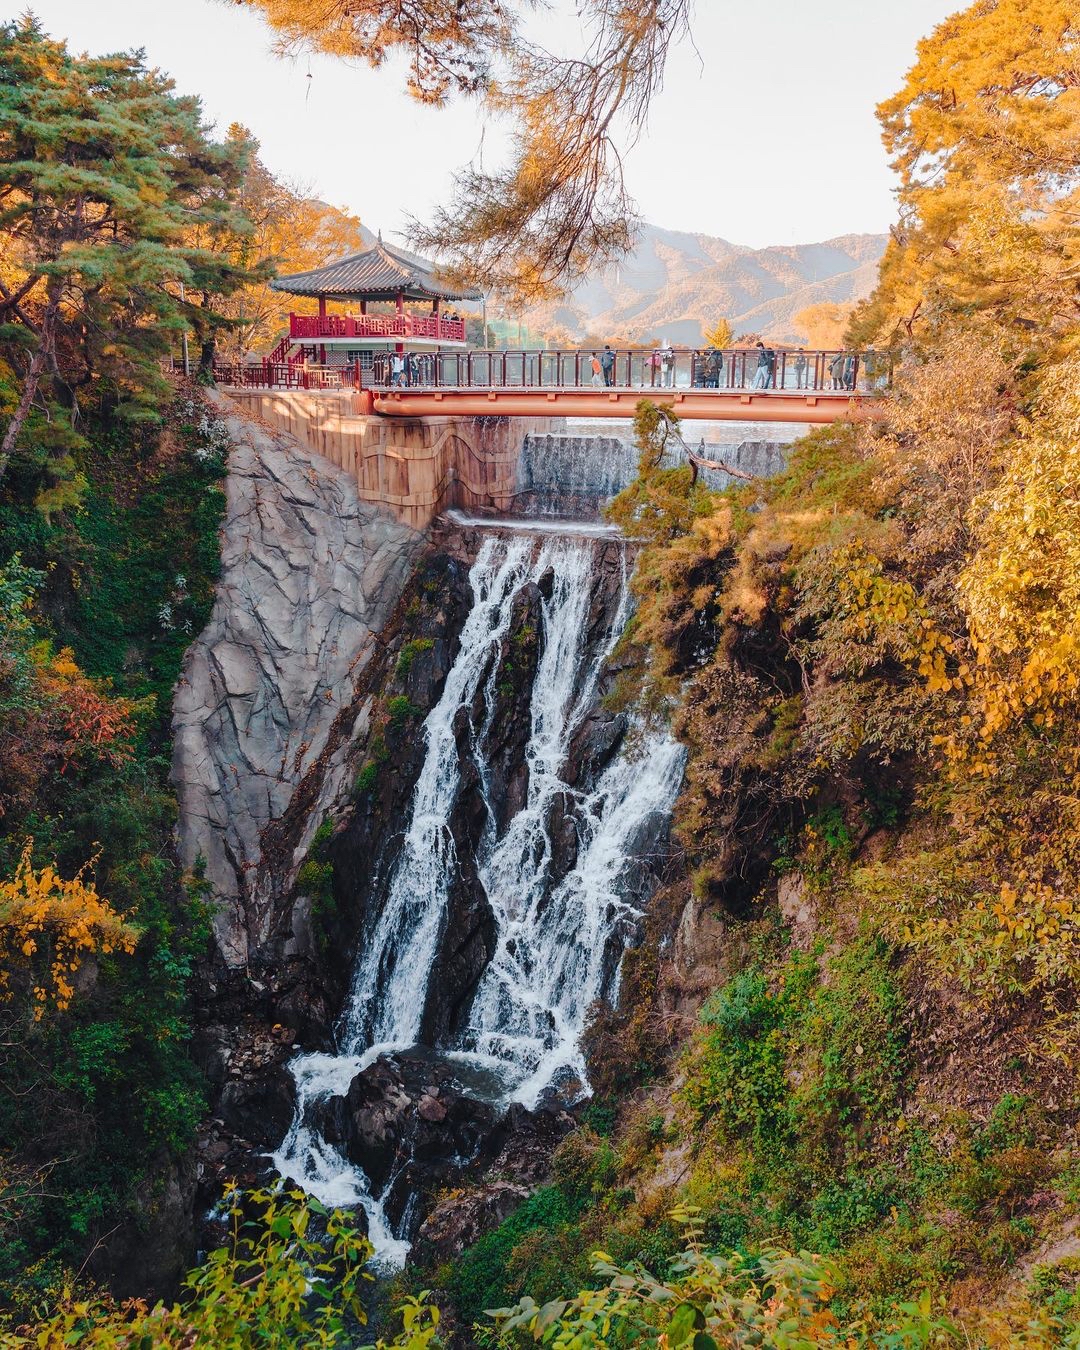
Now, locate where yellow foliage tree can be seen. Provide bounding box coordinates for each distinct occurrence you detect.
[826,350,1080,1004]
[958,351,1080,747]
[857,0,1080,340]
[0,843,139,1017]
[870,328,1016,561]
[703,318,732,349]
[792,301,853,349]
[185,125,366,360]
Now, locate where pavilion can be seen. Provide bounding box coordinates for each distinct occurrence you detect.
[268,238,482,369]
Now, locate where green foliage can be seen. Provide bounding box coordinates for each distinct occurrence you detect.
[3,1186,437,1348]
[678,937,908,1254]
[0,396,224,1311]
[297,818,336,949]
[395,637,434,678]
[387,695,421,727]
[355,760,380,795]
[488,1208,965,1347]
[446,1187,586,1330]
[355,732,390,797]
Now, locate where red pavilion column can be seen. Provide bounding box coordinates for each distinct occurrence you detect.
[318,295,327,365]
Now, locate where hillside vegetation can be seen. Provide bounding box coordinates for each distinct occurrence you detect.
[0,0,1078,1346]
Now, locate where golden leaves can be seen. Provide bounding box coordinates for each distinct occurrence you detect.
[0,841,139,1017]
[863,0,1080,339]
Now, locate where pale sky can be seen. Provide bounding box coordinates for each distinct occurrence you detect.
[21,0,960,249]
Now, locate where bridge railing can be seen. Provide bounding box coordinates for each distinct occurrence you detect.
[370,348,887,394]
[203,347,889,396]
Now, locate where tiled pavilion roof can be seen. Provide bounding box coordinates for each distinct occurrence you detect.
[270,240,481,303]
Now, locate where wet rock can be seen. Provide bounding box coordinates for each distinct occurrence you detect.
[486,1101,577,1185]
[94,1150,197,1301]
[320,1053,500,1228]
[415,1180,531,1262]
[412,1100,576,1261]
[564,711,625,789]
[479,582,543,834]
[218,1066,297,1148]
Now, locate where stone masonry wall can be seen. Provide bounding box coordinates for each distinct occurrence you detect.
[224,389,559,529]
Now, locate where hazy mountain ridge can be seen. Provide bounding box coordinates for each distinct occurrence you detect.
[526,223,887,345]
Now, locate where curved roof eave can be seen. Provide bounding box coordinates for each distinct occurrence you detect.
[269,240,483,303]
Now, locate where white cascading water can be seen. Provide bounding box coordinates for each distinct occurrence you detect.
[273,532,685,1267]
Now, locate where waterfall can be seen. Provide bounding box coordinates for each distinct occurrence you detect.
[517,420,799,517]
[343,537,537,1050]
[273,532,685,1266]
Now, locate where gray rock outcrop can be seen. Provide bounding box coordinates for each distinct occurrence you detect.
[171,394,422,968]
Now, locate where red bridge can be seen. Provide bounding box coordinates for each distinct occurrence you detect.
[213,346,885,424]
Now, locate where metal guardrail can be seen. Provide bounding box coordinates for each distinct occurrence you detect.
[369,347,886,393]
[203,347,889,396]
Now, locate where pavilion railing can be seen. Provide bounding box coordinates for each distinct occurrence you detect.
[288,312,467,343]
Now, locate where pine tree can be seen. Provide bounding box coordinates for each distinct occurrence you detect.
[0,18,264,477]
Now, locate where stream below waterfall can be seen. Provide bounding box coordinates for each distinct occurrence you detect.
[271,531,686,1267]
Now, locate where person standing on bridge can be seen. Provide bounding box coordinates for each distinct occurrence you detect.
[660,344,675,387]
[752,341,776,389]
[648,347,662,387]
[390,352,405,386]
[843,353,856,390]
[794,349,809,389]
[601,344,616,386]
[590,352,603,386]
[705,349,721,388]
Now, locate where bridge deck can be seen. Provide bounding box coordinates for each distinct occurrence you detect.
[211,345,885,424]
[367,385,872,423]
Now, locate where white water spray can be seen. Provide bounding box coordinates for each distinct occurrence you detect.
[273,533,685,1266]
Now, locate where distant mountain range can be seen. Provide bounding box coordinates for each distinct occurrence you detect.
[362,220,886,346]
[521,223,887,346]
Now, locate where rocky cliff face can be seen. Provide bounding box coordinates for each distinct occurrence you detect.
[171,394,423,970]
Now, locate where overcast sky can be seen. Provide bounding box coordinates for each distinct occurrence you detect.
[23,0,960,249]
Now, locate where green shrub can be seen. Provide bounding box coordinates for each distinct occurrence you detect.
[446,1186,583,1329]
[297,819,336,947]
[386,695,420,727]
[395,637,434,678]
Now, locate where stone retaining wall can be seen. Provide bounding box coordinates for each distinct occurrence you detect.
[225,389,560,530]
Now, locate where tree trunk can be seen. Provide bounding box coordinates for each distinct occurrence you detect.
[688,450,754,487]
[197,334,217,386]
[0,277,61,482]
